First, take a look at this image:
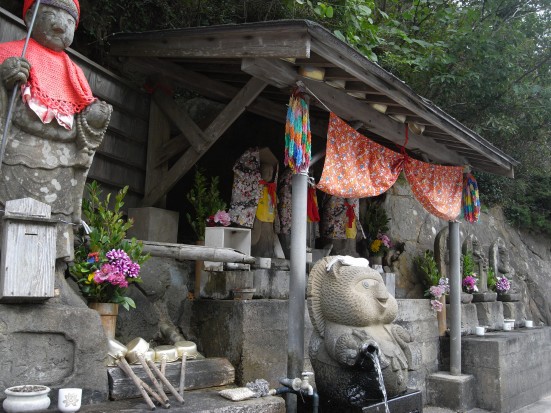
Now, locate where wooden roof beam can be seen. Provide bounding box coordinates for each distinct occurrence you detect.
[241,57,467,166]
[109,25,311,59]
[142,76,268,206]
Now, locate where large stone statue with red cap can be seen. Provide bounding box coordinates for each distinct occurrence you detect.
[0,0,112,260]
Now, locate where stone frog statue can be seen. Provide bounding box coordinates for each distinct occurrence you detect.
[307,256,419,407]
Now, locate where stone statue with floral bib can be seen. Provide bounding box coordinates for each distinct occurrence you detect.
[0,0,112,261]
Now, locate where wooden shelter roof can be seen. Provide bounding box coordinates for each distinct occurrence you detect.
[108,20,517,206]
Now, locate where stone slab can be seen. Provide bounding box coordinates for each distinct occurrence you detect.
[108,357,235,400]
[79,386,286,412]
[474,301,504,330]
[426,371,476,412]
[127,207,179,243]
[0,303,108,405]
[311,389,422,413]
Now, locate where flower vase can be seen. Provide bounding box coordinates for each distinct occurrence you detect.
[3,385,51,412]
[437,295,447,336]
[370,255,383,267]
[88,302,119,339]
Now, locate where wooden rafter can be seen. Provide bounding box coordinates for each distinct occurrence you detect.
[142,76,268,206]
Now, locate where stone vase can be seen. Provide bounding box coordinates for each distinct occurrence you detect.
[3,385,51,412]
[88,302,119,339]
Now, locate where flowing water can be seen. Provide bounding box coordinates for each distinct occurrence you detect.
[365,350,390,413]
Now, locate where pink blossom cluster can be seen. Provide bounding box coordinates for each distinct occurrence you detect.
[207,210,231,227]
[496,276,511,293]
[431,299,444,312]
[429,277,449,312]
[93,249,140,288]
[378,233,392,248]
[463,274,479,293]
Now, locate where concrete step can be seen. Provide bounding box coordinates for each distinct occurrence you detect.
[78,386,285,413]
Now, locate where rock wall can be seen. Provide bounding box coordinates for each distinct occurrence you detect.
[384,179,551,325]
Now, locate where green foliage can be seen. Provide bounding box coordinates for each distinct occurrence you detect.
[70,181,149,310]
[185,169,227,241]
[487,266,497,291]
[414,250,441,290]
[462,252,475,278]
[361,201,390,241]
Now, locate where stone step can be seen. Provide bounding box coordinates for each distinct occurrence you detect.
[79,386,285,413]
[108,357,235,400]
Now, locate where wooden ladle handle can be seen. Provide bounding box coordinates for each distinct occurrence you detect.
[147,359,185,404]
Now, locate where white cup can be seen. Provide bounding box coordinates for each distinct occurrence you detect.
[475,326,485,336]
[503,321,513,331]
[525,320,534,328]
[58,388,82,412]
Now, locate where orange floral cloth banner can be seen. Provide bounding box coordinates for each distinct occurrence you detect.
[318,113,463,221]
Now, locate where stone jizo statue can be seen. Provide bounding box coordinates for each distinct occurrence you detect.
[307,256,419,407]
[0,0,112,260]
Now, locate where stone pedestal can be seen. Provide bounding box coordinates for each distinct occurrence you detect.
[426,372,476,412]
[199,270,254,299]
[0,303,108,406]
[127,207,179,243]
[474,301,504,330]
[502,301,528,326]
[446,303,478,335]
[472,291,498,302]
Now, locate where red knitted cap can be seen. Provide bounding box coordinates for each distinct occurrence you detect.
[23,0,80,25]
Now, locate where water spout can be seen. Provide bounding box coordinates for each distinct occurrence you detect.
[363,349,390,413]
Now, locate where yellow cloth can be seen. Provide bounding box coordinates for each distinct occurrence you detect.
[345,217,357,239]
[256,186,276,223]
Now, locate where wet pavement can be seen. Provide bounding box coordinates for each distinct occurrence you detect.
[424,393,551,413]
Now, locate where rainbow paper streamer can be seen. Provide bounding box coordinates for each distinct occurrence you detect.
[463,172,480,223]
[284,90,311,174]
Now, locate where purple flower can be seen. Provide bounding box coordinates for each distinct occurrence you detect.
[463,275,479,293]
[378,233,392,248]
[496,276,511,293]
[94,263,116,284]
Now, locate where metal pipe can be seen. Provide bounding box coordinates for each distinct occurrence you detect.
[286,172,308,413]
[276,377,319,413]
[449,220,461,375]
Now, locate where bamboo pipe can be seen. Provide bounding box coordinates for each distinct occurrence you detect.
[137,240,255,263]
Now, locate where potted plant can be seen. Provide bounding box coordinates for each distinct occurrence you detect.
[414,250,449,335]
[69,182,149,336]
[185,169,228,241]
[361,201,392,266]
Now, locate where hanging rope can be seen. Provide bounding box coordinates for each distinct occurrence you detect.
[284,87,311,174]
[463,172,480,223]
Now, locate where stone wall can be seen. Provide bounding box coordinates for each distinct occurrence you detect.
[384,180,551,325]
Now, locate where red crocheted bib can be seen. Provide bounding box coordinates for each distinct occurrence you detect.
[0,38,94,116]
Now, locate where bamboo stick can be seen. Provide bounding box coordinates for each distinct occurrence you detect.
[147,359,185,404]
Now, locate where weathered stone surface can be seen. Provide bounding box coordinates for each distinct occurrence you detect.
[0,302,108,405]
[440,327,551,412]
[252,269,290,299]
[127,207,179,243]
[474,301,504,330]
[79,386,286,412]
[502,302,528,327]
[200,270,254,300]
[426,372,476,412]
[446,303,478,335]
[189,299,312,388]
